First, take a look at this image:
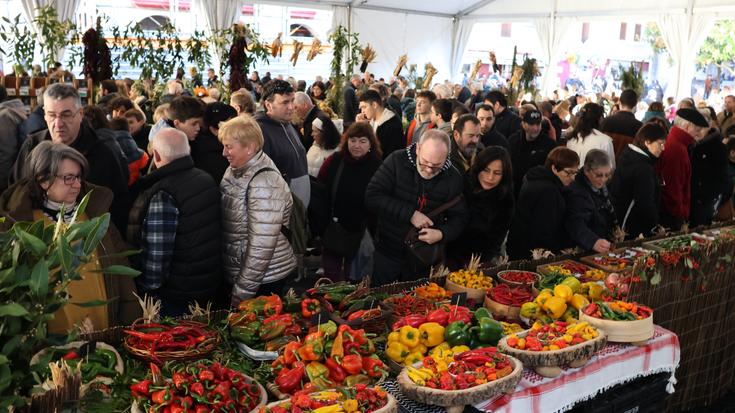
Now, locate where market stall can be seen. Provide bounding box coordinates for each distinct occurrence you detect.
[5,220,735,412]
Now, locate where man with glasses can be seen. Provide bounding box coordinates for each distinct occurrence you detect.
[450,114,482,172]
[365,129,467,286]
[508,109,557,195]
[12,83,130,233]
[564,149,617,253]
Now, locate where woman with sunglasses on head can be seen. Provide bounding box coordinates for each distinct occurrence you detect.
[507,147,580,260]
[564,149,618,253]
[0,141,140,334]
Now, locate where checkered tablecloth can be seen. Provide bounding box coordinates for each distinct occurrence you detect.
[383,325,680,413]
[474,325,680,413]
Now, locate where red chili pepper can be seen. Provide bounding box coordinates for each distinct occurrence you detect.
[190,382,205,397]
[197,369,215,382]
[583,303,598,316]
[301,298,321,318]
[362,357,386,378]
[426,308,450,326]
[340,354,363,375]
[61,350,78,360]
[130,379,152,397]
[151,388,172,405]
[194,405,209,413]
[324,357,347,383]
[275,364,305,394]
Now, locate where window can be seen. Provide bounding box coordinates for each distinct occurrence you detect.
[138,15,171,30]
[581,23,590,43]
[619,22,627,40]
[501,23,511,37]
[634,24,642,41]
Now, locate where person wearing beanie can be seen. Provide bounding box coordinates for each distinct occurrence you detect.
[655,108,709,230]
[191,102,237,183]
[306,115,340,177]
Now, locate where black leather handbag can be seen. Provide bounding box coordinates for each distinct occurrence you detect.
[404,195,463,267]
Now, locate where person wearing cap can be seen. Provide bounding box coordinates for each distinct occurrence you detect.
[689,108,729,227]
[254,79,310,208]
[190,102,237,183]
[508,108,557,195]
[655,107,709,230]
[306,115,340,177]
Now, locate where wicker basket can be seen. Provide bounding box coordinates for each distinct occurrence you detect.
[444,278,487,302]
[263,389,398,413]
[498,327,607,377]
[580,312,654,343]
[496,270,540,289]
[123,319,220,364]
[330,303,392,335]
[484,295,521,320]
[31,341,124,394]
[397,355,523,413]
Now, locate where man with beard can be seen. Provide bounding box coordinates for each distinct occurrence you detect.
[476,104,508,149]
[508,109,557,195]
[450,114,482,172]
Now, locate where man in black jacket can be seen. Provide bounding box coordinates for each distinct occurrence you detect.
[476,104,509,149]
[600,89,643,158]
[343,74,361,125]
[12,83,130,233]
[294,91,325,151]
[358,89,404,159]
[450,114,482,173]
[508,109,557,194]
[485,91,521,138]
[365,129,467,285]
[190,102,236,183]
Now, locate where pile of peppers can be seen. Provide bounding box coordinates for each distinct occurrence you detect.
[258,385,390,413]
[229,295,303,351]
[489,284,533,307]
[272,324,387,395]
[130,362,262,412]
[123,320,218,363]
[44,347,118,383]
[408,348,514,390]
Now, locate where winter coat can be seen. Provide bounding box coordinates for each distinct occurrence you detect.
[19,105,45,137]
[343,83,359,123]
[0,180,140,327]
[566,129,616,169]
[220,150,296,300]
[507,166,567,259]
[690,128,729,226]
[718,110,735,136]
[493,108,522,138]
[190,131,229,183]
[365,144,468,260]
[0,99,27,192]
[372,108,404,159]
[132,124,152,152]
[508,130,557,195]
[405,117,434,147]
[255,111,310,207]
[609,145,661,239]
[480,129,509,149]
[564,172,617,251]
[600,111,642,158]
[306,144,337,178]
[448,177,514,264]
[655,126,694,223]
[13,123,131,235]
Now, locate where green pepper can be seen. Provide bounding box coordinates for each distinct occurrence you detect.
[473,308,493,324]
[467,333,482,349]
[259,321,286,341]
[318,321,338,338]
[96,349,118,370]
[472,318,503,345]
[231,321,261,346]
[444,321,471,347]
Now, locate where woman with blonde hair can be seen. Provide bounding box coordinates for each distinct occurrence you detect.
[219,116,296,304]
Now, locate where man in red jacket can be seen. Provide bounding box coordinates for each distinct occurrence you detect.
[655,108,708,230]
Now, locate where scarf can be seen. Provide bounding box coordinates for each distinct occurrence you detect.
[41,198,79,223]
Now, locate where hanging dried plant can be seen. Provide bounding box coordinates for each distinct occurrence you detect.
[469,59,482,82]
[360,43,377,73]
[394,54,408,77]
[306,38,322,61]
[290,40,304,66]
[271,32,283,57]
[422,62,437,89]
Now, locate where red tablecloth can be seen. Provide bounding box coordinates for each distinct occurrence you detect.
[475,325,680,413]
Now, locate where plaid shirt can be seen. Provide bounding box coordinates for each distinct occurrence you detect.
[138,191,179,293]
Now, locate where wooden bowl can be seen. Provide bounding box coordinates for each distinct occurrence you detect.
[484,295,521,320]
[31,341,124,393]
[496,270,540,288]
[498,328,607,377]
[445,278,487,302]
[262,389,397,413]
[580,311,654,343]
[397,355,523,413]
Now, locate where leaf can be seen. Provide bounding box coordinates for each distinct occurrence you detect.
[83,214,109,256]
[98,265,140,277]
[0,303,29,317]
[71,298,114,308]
[97,249,142,259]
[1,335,20,355]
[650,271,662,286]
[72,191,91,224]
[30,259,49,296]
[15,229,46,256]
[58,234,73,275]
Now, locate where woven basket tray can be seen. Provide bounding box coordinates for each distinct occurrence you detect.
[263,389,398,413]
[31,341,124,393]
[396,355,523,413]
[123,320,220,364]
[498,328,607,376]
[580,312,654,343]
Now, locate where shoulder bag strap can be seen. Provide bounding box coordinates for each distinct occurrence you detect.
[424,194,464,219]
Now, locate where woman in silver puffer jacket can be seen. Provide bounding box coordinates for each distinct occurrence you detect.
[218,116,296,305]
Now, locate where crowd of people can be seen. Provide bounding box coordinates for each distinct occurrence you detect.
[0,68,733,334]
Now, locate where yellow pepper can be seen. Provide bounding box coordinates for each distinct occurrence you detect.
[451,345,470,354]
[553,284,573,302]
[517,337,526,350]
[342,399,358,412]
[563,334,573,343]
[398,325,420,348]
[413,343,428,354]
[386,341,410,363]
[313,405,344,413]
[418,322,445,347]
[520,302,539,319]
[403,350,424,366]
[544,296,568,319]
[535,291,553,306]
[570,294,590,310]
[560,276,582,293]
[387,331,400,343]
[586,282,605,301]
[430,342,450,354]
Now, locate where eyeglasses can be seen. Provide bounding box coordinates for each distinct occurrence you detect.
[56,174,82,185]
[418,157,443,173]
[592,171,613,179]
[561,169,579,177]
[45,110,79,122]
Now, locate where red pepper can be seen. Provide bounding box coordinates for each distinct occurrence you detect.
[264,294,284,316]
[426,308,450,326]
[445,305,472,325]
[212,381,231,400]
[324,358,347,383]
[275,364,305,394]
[190,382,205,397]
[301,298,321,318]
[391,314,427,330]
[348,309,366,321]
[130,379,152,397]
[262,313,294,326]
[197,369,215,382]
[362,357,386,378]
[61,350,78,360]
[194,406,208,413]
[583,303,598,316]
[151,388,172,405]
[172,372,188,390]
[297,343,322,361]
[283,341,301,366]
[340,354,363,375]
